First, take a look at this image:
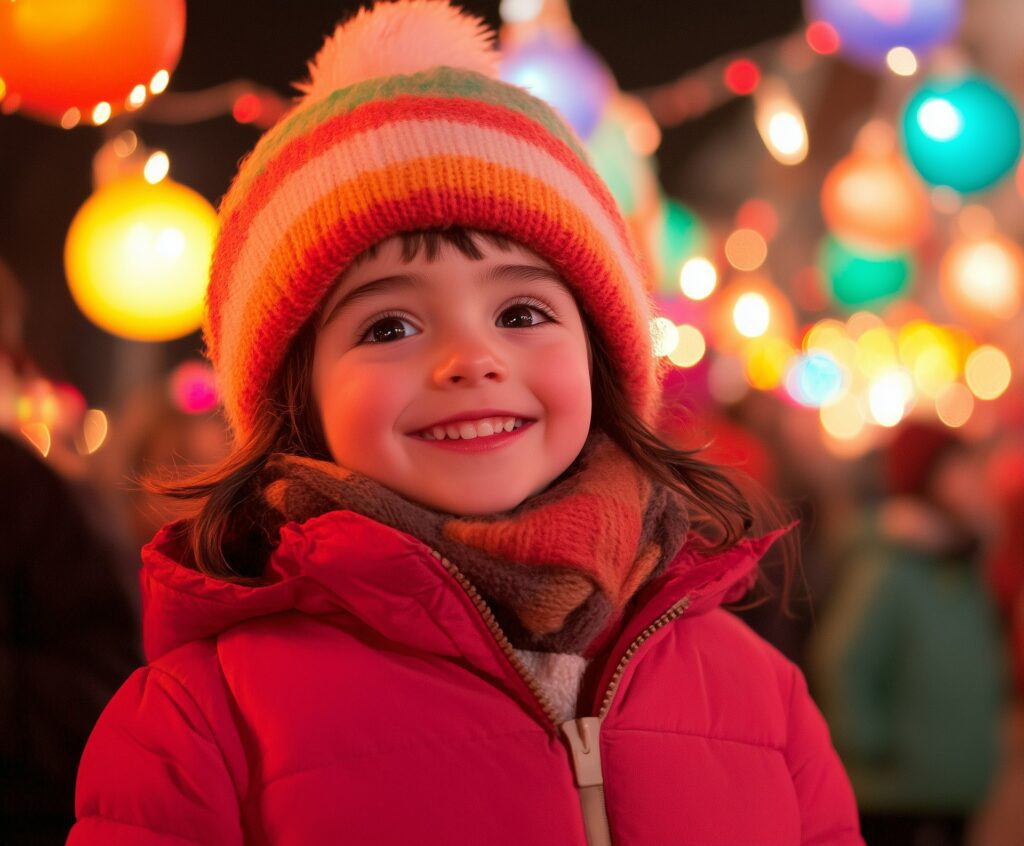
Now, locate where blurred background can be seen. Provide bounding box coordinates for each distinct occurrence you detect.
[0,1,1021,843]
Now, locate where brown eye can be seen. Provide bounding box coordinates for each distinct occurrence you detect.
[362,316,418,344]
[499,304,550,328]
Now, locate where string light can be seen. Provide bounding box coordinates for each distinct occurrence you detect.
[143,151,170,184]
[149,69,170,94]
[127,84,147,109]
[754,80,808,165]
[92,101,112,125]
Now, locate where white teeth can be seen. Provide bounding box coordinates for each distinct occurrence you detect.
[421,416,526,440]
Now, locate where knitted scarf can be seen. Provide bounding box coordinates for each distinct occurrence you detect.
[258,432,690,656]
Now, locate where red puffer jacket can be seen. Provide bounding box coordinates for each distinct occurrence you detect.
[69,510,862,845]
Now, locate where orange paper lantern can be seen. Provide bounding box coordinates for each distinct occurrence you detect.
[821,150,931,250]
[0,0,185,123]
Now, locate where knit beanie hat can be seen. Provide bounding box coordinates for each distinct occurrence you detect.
[205,0,658,441]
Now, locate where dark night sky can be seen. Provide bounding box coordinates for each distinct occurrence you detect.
[0,0,802,407]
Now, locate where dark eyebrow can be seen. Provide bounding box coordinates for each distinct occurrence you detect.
[319,274,420,329]
[485,263,569,290]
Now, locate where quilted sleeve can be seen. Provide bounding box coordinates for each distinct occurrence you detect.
[783,662,865,846]
[67,663,245,845]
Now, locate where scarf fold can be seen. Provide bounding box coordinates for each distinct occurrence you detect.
[258,432,690,655]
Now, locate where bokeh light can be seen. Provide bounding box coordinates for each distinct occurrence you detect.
[724,59,761,95]
[725,228,768,271]
[667,325,706,368]
[734,292,771,338]
[806,0,962,68]
[680,257,717,300]
[902,74,1023,193]
[786,352,846,407]
[965,345,1011,400]
[64,176,218,341]
[886,47,918,76]
[867,370,914,426]
[500,32,614,140]
[935,383,974,428]
[820,235,913,308]
[170,360,220,414]
[940,234,1023,325]
[821,149,931,249]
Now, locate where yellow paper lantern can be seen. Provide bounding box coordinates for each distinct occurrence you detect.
[939,233,1023,326]
[64,176,218,341]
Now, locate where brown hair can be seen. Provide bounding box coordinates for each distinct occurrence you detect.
[152,228,796,602]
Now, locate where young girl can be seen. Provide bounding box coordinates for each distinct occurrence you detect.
[69,2,862,843]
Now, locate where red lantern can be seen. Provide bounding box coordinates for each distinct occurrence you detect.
[0,0,185,124]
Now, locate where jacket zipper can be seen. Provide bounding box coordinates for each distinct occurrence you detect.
[431,549,690,845]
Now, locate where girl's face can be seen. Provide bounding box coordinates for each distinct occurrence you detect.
[311,235,592,515]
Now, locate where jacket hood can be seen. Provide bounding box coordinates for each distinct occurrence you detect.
[141,510,789,664]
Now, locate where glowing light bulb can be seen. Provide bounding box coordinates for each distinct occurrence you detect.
[679,257,717,300]
[886,46,917,76]
[127,84,147,109]
[92,101,111,125]
[650,316,680,357]
[733,292,771,338]
[667,325,706,368]
[150,69,170,94]
[144,151,170,184]
[755,80,808,165]
[965,345,1011,400]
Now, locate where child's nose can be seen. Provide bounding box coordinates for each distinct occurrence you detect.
[432,336,509,387]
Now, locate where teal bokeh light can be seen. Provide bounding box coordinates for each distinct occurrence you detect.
[902,74,1022,194]
[819,236,913,309]
[786,352,845,408]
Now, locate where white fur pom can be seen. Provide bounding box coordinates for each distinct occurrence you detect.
[294,0,499,103]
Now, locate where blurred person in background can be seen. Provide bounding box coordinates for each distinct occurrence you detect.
[969,434,1024,846]
[809,421,1007,846]
[0,259,142,844]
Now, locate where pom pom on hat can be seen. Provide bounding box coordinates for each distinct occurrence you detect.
[294,0,499,104]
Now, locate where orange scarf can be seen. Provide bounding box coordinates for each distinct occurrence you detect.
[259,432,690,655]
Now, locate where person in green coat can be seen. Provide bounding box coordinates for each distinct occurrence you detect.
[810,422,1007,846]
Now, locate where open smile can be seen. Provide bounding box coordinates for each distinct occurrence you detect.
[409,416,536,451]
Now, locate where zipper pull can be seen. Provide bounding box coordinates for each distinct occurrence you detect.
[561,717,613,845]
[561,717,604,787]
